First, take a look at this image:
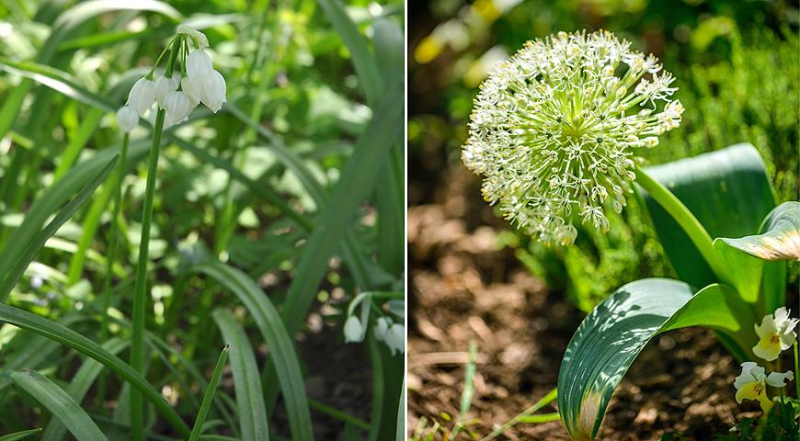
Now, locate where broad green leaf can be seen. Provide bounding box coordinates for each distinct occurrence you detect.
[0,304,191,436]
[640,143,776,288]
[720,202,800,261]
[196,262,313,441]
[0,429,43,441]
[558,278,755,441]
[189,345,229,441]
[10,370,107,441]
[0,155,119,302]
[42,339,128,441]
[211,309,269,441]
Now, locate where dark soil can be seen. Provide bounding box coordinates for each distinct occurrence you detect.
[407,166,772,440]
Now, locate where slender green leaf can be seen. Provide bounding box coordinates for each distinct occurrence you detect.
[212,309,269,441]
[639,143,776,288]
[315,0,382,106]
[0,428,43,441]
[0,155,119,302]
[42,339,128,441]
[558,278,755,440]
[0,304,191,436]
[197,263,313,441]
[189,346,229,441]
[11,370,107,441]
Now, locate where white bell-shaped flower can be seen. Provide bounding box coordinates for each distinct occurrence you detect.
[163,91,196,124]
[186,49,213,78]
[127,77,157,116]
[343,316,364,343]
[384,324,405,356]
[176,24,209,48]
[180,76,202,104]
[374,317,391,341]
[201,70,227,113]
[155,74,179,108]
[116,106,138,133]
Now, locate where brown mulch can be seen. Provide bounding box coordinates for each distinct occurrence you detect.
[407,166,765,440]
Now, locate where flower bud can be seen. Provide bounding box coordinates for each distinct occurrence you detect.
[155,75,179,108]
[186,49,213,78]
[343,316,363,343]
[116,106,139,132]
[127,78,157,116]
[163,91,196,123]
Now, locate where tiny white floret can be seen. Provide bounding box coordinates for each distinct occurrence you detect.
[116,106,139,133]
[127,78,158,116]
[186,49,213,78]
[343,316,364,343]
[163,91,196,124]
[155,74,180,108]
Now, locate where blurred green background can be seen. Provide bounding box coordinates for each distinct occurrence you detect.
[408,0,799,311]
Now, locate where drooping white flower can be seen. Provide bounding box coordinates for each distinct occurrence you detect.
[176,24,209,48]
[163,91,196,124]
[116,106,139,132]
[734,362,794,413]
[343,316,364,343]
[374,317,391,341]
[155,74,180,108]
[201,70,227,113]
[127,77,158,116]
[384,323,405,356]
[753,307,799,361]
[462,30,684,246]
[186,49,213,78]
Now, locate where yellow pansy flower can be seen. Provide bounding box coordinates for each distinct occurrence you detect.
[753,307,799,361]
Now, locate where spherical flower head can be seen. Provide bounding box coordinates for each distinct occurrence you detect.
[734,361,794,413]
[343,316,364,343]
[753,307,799,361]
[116,106,139,133]
[462,30,684,245]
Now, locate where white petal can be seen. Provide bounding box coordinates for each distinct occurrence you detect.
[774,307,790,326]
[734,362,762,390]
[163,91,196,122]
[155,75,179,108]
[384,324,405,355]
[200,70,226,113]
[186,49,213,78]
[755,314,778,339]
[115,106,138,133]
[177,24,209,48]
[127,78,157,116]
[766,370,794,388]
[181,76,203,104]
[374,317,390,341]
[343,316,363,343]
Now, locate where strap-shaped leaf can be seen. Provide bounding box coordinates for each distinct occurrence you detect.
[720,201,800,261]
[212,309,270,441]
[639,144,776,288]
[11,370,107,441]
[0,429,42,441]
[558,278,755,440]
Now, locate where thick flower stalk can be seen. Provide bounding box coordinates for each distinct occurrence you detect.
[462,30,683,245]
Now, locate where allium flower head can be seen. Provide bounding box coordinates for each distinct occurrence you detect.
[462,30,684,245]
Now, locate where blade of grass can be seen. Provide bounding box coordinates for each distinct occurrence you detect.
[0,428,43,441]
[195,262,313,441]
[42,338,129,441]
[451,342,477,439]
[10,369,108,441]
[481,388,558,441]
[0,155,119,303]
[211,309,270,441]
[0,304,191,436]
[189,345,229,441]
[53,108,104,181]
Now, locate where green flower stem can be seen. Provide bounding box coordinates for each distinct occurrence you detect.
[633,166,732,286]
[97,132,129,412]
[130,38,181,441]
[794,341,799,399]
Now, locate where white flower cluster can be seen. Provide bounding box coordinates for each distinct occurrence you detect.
[343,315,404,356]
[733,307,797,413]
[462,30,684,245]
[116,25,226,133]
